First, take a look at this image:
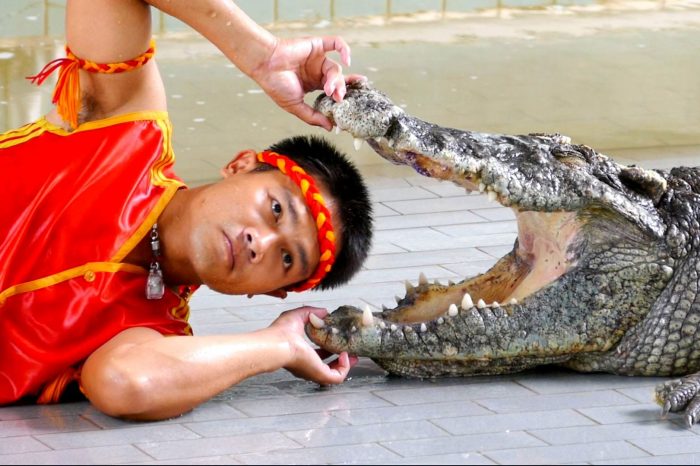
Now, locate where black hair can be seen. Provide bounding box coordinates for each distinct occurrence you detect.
[265,135,373,290]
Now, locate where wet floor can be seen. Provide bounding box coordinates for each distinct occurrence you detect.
[1,2,699,185]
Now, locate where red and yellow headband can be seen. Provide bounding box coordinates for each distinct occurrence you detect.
[256,150,336,292]
[27,40,156,129]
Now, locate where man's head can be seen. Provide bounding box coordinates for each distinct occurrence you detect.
[178,135,372,297]
[265,135,373,291]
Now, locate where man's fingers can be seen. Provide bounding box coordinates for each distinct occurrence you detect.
[321,36,351,67]
[321,58,347,102]
[287,102,332,131]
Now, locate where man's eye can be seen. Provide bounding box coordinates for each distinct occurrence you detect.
[272,200,282,217]
[282,251,293,268]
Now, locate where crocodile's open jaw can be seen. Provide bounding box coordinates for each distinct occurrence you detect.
[306,81,671,376]
[306,192,584,353]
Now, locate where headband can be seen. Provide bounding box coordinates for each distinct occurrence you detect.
[256,150,336,292]
[27,40,156,129]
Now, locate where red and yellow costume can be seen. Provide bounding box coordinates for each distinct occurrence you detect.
[0,40,337,406]
[0,111,193,404]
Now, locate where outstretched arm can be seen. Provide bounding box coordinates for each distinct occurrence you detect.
[80,307,357,421]
[63,0,359,129]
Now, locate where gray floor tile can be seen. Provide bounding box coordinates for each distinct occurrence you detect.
[35,424,201,450]
[381,431,545,457]
[0,436,51,454]
[135,432,300,460]
[483,440,650,464]
[628,435,700,456]
[0,445,153,465]
[230,391,393,417]
[331,399,491,425]
[529,420,694,446]
[234,443,401,465]
[476,390,638,414]
[184,412,347,437]
[284,420,447,447]
[372,379,534,405]
[432,409,596,435]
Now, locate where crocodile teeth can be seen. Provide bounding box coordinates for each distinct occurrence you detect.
[374,137,382,143]
[362,305,374,327]
[350,325,357,333]
[378,321,386,329]
[309,313,326,329]
[390,324,398,331]
[487,191,497,202]
[353,138,363,151]
[334,125,341,135]
[420,323,427,333]
[477,299,487,309]
[418,272,428,285]
[437,317,445,325]
[395,295,402,303]
[405,280,414,293]
[331,327,339,335]
[462,293,474,309]
[479,183,486,193]
[509,297,518,305]
[448,304,459,317]
[492,301,500,307]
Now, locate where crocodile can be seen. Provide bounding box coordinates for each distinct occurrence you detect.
[305,81,700,427]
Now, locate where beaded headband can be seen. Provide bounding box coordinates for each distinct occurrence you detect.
[27,40,156,129]
[256,150,336,292]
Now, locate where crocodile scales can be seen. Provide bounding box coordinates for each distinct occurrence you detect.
[306,81,700,427]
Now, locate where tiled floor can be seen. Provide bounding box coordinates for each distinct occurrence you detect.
[3,2,700,465]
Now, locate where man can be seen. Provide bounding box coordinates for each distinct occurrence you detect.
[0,0,372,421]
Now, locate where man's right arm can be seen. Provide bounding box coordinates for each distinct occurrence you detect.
[80,306,355,421]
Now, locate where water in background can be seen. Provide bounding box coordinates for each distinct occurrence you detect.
[1,0,699,184]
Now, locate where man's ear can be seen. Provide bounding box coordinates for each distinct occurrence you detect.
[221,149,259,178]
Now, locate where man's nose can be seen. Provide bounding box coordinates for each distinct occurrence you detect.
[244,227,278,263]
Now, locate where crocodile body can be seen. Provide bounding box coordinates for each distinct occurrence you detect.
[306,82,700,426]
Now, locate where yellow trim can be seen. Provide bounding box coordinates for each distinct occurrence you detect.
[0,120,47,149]
[111,182,181,263]
[37,111,171,135]
[0,112,171,149]
[111,116,184,262]
[0,262,145,303]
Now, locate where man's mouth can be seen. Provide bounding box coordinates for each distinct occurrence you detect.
[223,231,235,271]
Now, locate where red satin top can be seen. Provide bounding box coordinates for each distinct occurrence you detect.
[0,112,193,404]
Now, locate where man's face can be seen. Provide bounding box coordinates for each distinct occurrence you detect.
[183,152,336,296]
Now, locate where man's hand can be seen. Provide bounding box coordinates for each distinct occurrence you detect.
[270,306,358,384]
[251,36,366,130]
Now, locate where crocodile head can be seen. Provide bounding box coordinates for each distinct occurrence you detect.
[307,81,684,378]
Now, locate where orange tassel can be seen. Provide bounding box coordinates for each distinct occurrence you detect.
[26,40,156,130]
[26,56,83,130]
[37,367,79,404]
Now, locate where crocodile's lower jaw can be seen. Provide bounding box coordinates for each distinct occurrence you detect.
[306,209,584,364]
